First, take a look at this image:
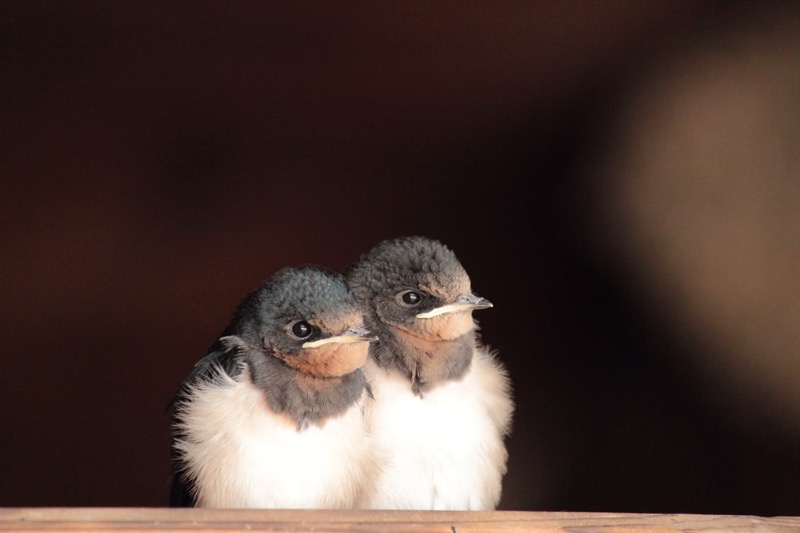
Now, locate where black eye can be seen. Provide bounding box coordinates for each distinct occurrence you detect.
[399,290,421,306]
[290,321,312,339]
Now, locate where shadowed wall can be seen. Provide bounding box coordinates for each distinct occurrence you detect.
[1,1,798,514]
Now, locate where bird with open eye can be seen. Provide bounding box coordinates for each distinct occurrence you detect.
[346,236,514,510]
[169,266,378,509]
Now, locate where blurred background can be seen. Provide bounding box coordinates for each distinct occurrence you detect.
[1,0,798,515]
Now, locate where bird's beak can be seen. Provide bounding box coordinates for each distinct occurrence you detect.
[415,293,493,319]
[302,326,378,349]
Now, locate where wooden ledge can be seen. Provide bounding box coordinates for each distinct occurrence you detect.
[1,508,798,532]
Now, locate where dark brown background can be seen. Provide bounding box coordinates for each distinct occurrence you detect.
[2,1,798,514]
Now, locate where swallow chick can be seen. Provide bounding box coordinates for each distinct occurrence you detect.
[170,266,377,509]
[347,236,513,510]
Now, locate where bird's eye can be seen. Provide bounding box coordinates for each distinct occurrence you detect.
[398,290,422,306]
[290,321,313,339]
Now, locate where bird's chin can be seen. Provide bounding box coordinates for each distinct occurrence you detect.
[281,342,370,379]
[397,311,475,342]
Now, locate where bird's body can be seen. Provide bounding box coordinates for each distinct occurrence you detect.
[347,237,513,510]
[170,266,377,509]
[360,346,511,510]
[173,363,371,508]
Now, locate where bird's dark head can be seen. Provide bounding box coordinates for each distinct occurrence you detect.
[229,266,375,379]
[348,236,492,340]
[347,237,491,390]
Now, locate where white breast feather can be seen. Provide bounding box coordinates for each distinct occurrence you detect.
[174,366,377,509]
[359,347,513,510]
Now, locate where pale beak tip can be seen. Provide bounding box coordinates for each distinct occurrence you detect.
[467,295,493,311]
[475,297,493,309]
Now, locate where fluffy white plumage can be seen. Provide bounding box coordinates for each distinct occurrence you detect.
[358,347,513,510]
[173,365,377,509]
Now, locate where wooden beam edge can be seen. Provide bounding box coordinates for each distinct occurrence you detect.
[1,508,798,532]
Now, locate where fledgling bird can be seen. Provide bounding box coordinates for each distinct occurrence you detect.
[346,236,513,510]
[169,266,378,509]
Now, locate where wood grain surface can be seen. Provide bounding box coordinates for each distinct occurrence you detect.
[1,508,798,532]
